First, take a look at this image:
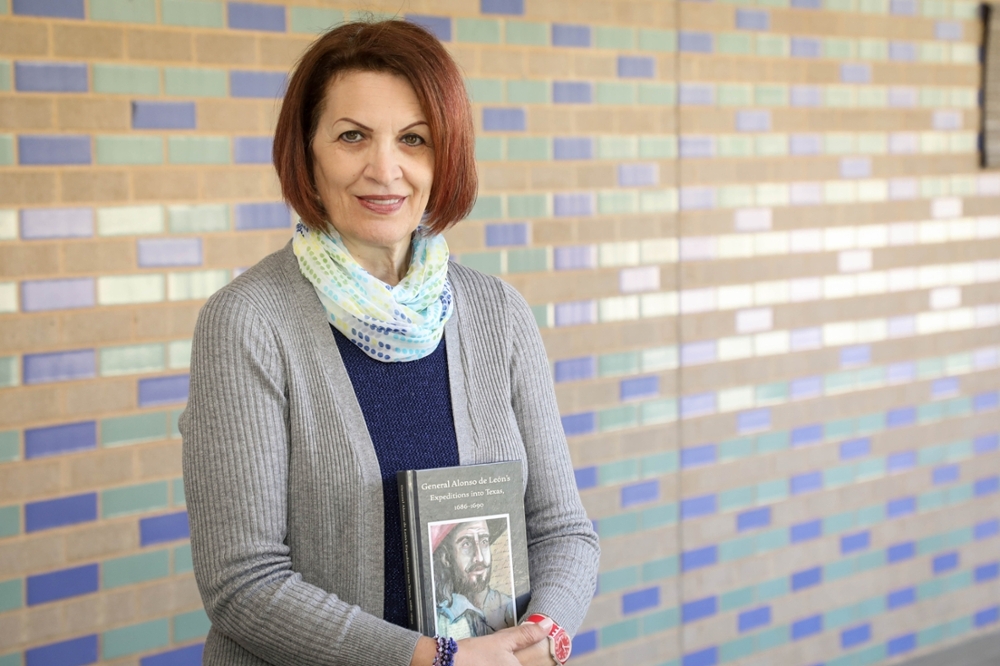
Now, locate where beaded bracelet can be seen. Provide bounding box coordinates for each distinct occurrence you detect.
[431,636,458,666]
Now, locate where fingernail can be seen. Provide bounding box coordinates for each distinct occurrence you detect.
[539,618,554,632]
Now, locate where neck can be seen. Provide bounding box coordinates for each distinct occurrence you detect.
[340,236,412,286]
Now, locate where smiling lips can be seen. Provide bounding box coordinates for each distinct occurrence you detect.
[357,195,407,214]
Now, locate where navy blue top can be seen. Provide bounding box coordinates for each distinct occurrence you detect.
[333,327,460,628]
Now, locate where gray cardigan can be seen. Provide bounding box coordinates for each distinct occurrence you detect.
[180,243,600,666]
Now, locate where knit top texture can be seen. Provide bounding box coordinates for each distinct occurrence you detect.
[180,243,600,666]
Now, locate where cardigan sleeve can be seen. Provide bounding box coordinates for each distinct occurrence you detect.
[501,283,601,636]
[180,288,420,666]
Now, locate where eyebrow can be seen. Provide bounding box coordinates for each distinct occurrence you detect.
[334,117,429,132]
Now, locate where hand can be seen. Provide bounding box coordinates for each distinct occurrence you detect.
[513,636,556,666]
[452,620,551,666]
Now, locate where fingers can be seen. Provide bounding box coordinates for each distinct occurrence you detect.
[501,619,551,651]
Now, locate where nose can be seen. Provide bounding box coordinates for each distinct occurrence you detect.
[472,541,486,563]
[363,140,403,186]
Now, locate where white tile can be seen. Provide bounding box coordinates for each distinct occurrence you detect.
[97,205,165,236]
[947,218,975,240]
[789,277,822,301]
[948,263,976,285]
[736,307,772,333]
[857,179,888,201]
[976,260,1000,283]
[0,210,16,240]
[930,287,961,310]
[754,232,789,255]
[824,226,856,251]
[168,340,192,369]
[717,336,752,361]
[838,249,872,272]
[977,217,1000,238]
[640,238,677,264]
[857,225,887,248]
[734,207,772,232]
[823,322,857,346]
[640,291,677,318]
[916,311,948,335]
[789,229,822,253]
[856,319,887,342]
[98,274,165,305]
[168,270,230,301]
[946,308,975,330]
[754,281,788,305]
[888,178,918,199]
[599,296,639,322]
[680,288,715,313]
[598,242,640,267]
[978,174,1000,196]
[0,282,17,313]
[918,265,947,288]
[679,237,716,261]
[717,235,754,259]
[888,222,917,245]
[888,268,917,292]
[975,305,1000,327]
[824,275,856,299]
[931,196,962,219]
[754,331,789,356]
[619,266,660,293]
[857,272,887,295]
[717,285,753,310]
[641,346,677,372]
[755,183,789,207]
[717,386,753,412]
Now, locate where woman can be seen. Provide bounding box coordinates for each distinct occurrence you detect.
[181,19,599,666]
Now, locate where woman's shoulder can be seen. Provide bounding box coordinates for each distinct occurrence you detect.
[447,261,535,331]
[198,242,301,328]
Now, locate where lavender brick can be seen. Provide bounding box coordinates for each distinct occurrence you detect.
[932,464,959,485]
[975,391,999,412]
[738,409,771,433]
[27,564,98,605]
[790,376,822,399]
[140,511,190,546]
[25,421,96,458]
[132,101,197,130]
[974,434,999,454]
[234,202,289,230]
[618,163,658,187]
[737,507,771,532]
[888,87,917,107]
[840,438,871,460]
[227,2,285,31]
[841,63,871,84]
[931,377,959,398]
[137,238,203,267]
[736,9,770,30]
[889,133,919,153]
[681,494,716,520]
[841,624,871,649]
[21,278,95,312]
[840,157,872,179]
[20,208,93,240]
[233,136,273,164]
[888,180,918,199]
[791,424,822,447]
[553,137,593,160]
[138,374,190,407]
[552,24,591,48]
[553,246,595,270]
[621,480,659,507]
[681,595,716,622]
[617,56,655,78]
[889,0,916,14]
[889,42,917,61]
[886,497,915,517]
[623,586,661,614]
[790,327,821,350]
[14,62,88,92]
[18,135,91,166]
[404,14,451,41]
[935,21,963,40]
[25,493,97,532]
[554,300,595,326]
[888,634,917,656]
[736,110,771,132]
[791,0,822,7]
[681,444,716,468]
[554,357,594,382]
[481,0,523,15]
[790,37,822,58]
[681,341,716,365]
[621,376,659,400]
[680,393,716,418]
[553,193,594,217]
[790,135,822,155]
[23,349,95,384]
[679,187,715,210]
[680,136,715,158]
[887,451,916,472]
[679,84,714,105]
[790,182,823,205]
[12,0,84,18]
[141,644,205,666]
[229,70,286,99]
[790,86,822,107]
[562,412,595,436]
[484,222,528,247]
[482,108,526,132]
[552,81,592,104]
[25,635,98,666]
[681,545,717,571]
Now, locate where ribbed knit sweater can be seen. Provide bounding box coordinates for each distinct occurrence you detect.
[180,243,600,666]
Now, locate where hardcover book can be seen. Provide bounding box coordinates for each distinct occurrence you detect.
[397,460,531,639]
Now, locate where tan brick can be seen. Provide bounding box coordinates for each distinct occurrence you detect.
[0,533,65,578]
[576,163,616,188]
[527,51,574,78]
[0,458,62,502]
[0,610,25,652]
[530,164,577,190]
[126,28,193,62]
[61,238,135,274]
[195,32,259,65]
[62,590,137,636]
[134,303,200,339]
[615,2,674,27]
[0,386,62,428]
[477,164,530,191]
[197,167,272,199]
[445,44,478,77]
[0,243,61,278]
[259,35,311,69]
[526,106,576,133]
[55,98,130,131]
[52,24,124,59]
[132,168,199,201]
[202,232,281,268]
[62,377,135,417]
[0,19,49,56]
[0,314,60,354]
[59,170,130,204]
[24,603,66,645]
[574,53,617,78]
[56,308,133,348]
[66,448,135,491]
[137,440,182,478]
[479,47,526,77]
[0,97,55,130]
[64,522,137,562]
[135,575,201,618]
[196,99,264,132]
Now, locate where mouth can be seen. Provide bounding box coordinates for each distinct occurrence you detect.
[356,195,406,214]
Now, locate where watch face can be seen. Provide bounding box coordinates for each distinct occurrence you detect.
[552,629,572,664]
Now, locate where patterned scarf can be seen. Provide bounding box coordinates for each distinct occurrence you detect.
[293,222,454,362]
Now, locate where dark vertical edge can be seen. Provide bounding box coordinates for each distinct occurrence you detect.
[397,469,426,634]
[982,2,993,168]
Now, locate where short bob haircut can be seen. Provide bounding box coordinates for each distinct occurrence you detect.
[273,20,477,235]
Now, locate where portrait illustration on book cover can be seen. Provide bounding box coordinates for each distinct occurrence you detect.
[429,515,516,640]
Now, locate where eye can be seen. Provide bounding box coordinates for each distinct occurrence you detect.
[401,133,426,147]
[339,130,364,143]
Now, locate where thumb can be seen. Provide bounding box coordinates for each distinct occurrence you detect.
[503,619,551,651]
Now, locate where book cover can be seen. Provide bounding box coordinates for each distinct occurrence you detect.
[397,460,530,639]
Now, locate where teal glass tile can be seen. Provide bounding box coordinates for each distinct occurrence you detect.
[598,191,638,214]
[720,636,755,662]
[638,29,675,52]
[458,18,501,43]
[599,405,637,431]
[640,399,676,425]
[171,478,186,506]
[168,204,230,233]
[755,577,787,601]
[599,352,639,377]
[90,0,156,22]
[102,619,170,660]
[601,619,639,647]
[919,445,947,465]
[920,88,949,107]
[825,371,855,393]
[945,571,972,592]
[756,479,786,504]
[640,347,676,372]
[918,624,946,647]
[855,413,884,433]
[945,614,972,636]
[917,357,944,378]
[0,506,20,538]
[718,438,753,461]
[599,567,639,593]
[164,67,226,98]
[170,410,182,439]
[101,413,168,448]
[717,33,753,55]
[467,195,503,220]
[952,0,979,18]
[825,418,855,441]
[103,550,170,589]
[101,482,169,519]
[507,194,548,218]
[169,136,230,164]
[0,431,19,463]
[755,625,788,650]
[0,356,16,388]
[96,136,164,165]
[348,10,394,22]
[720,586,754,612]
[946,526,973,548]
[824,465,854,488]
[173,544,193,574]
[856,505,883,526]
[596,26,635,50]
[596,136,637,159]
[640,503,677,529]
[466,78,504,104]
[857,39,887,60]
[917,532,946,555]
[824,38,855,59]
[855,550,884,571]
[947,439,974,460]
[824,511,854,534]
[918,402,945,423]
[0,135,12,166]
[506,80,549,104]
[289,6,343,33]
[0,60,9,92]
[720,536,756,562]
[530,304,549,328]
[642,555,677,581]
[857,88,887,107]
[755,528,787,553]
[641,607,678,634]
[855,367,884,387]
[598,512,639,539]
[946,483,973,505]
[163,0,225,27]
[756,431,788,454]
[174,608,211,642]
[458,252,502,275]
[505,21,548,46]
[0,579,21,613]
[718,84,752,106]
[945,398,971,418]
[825,558,855,581]
[855,596,884,619]
[825,606,855,629]
[855,644,886,666]
[756,35,788,58]
[855,458,885,480]
[755,383,787,405]
[717,185,754,207]
[917,578,945,600]
[640,451,677,476]
[945,352,972,374]
[507,248,547,274]
[638,83,675,105]
[0,653,16,666]
[754,85,788,106]
[718,486,754,511]
[597,82,636,105]
[638,136,676,158]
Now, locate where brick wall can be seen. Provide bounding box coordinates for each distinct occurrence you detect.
[0,0,998,665]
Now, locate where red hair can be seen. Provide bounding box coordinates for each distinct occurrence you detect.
[273,20,477,235]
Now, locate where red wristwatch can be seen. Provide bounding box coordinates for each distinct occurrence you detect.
[524,614,571,665]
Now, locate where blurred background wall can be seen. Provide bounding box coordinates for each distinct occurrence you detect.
[1,0,998,665]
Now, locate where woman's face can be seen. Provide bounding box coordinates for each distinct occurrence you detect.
[311,70,434,261]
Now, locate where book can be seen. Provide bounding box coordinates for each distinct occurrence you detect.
[397,460,531,639]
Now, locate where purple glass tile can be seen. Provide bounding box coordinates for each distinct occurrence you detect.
[887,541,915,563]
[23,349,95,385]
[841,624,871,649]
[840,156,872,178]
[138,374,190,407]
[887,587,915,609]
[884,634,913,657]
[553,193,594,217]
[976,476,1000,496]
[12,0,84,18]
[886,496,915,517]
[553,137,593,160]
[840,345,870,367]
[621,480,659,508]
[680,136,715,158]
[681,494,717,520]
[889,133,919,153]
[618,163,658,186]
[552,24,591,48]
[791,0,822,6]
[405,14,451,41]
[20,208,93,240]
[789,134,821,155]
[935,21,963,40]
[791,424,822,447]
[790,376,822,400]
[789,182,823,205]
[890,0,917,14]
[234,202,290,230]
[682,646,718,666]
[790,86,822,107]
[485,222,528,247]
[552,81,592,104]
[21,278,94,312]
[25,421,96,459]
[681,341,716,365]
[621,376,659,401]
[574,466,597,489]
[932,464,959,485]
[975,519,999,539]
[790,471,822,494]
[14,62,88,92]
[736,110,771,132]
[839,437,870,460]
[791,567,822,591]
[931,377,959,398]
[887,450,916,472]
[679,84,714,106]
[132,101,197,130]
[975,433,999,454]
[841,63,872,85]
[481,0,524,15]
[572,631,597,657]
[553,245,595,270]
[227,2,286,32]
[554,300,595,326]
[974,348,999,370]
[482,108,526,132]
[887,315,916,338]
[18,135,90,166]
[679,32,713,54]
[618,56,655,78]
[736,9,770,30]
[137,238,203,267]
[737,507,771,532]
[681,443,716,468]
[554,356,595,382]
[933,110,962,130]
[140,511,190,546]
[141,644,205,666]
[887,406,916,428]
[974,391,999,412]
[680,393,716,419]
[888,87,917,107]
[975,607,999,627]
[27,564,98,605]
[789,327,821,350]
[25,635,98,666]
[790,519,822,543]
[233,136,273,164]
[25,493,97,532]
[976,563,999,583]
[682,596,717,623]
[738,409,771,434]
[932,551,959,574]
[679,187,715,210]
[562,412,595,436]
[681,545,717,571]
[840,530,870,554]
[738,606,771,633]
[889,42,917,61]
[790,37,821,58]
[887,362,916,383]
[229,70,286,99]
[623,587,661,614]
